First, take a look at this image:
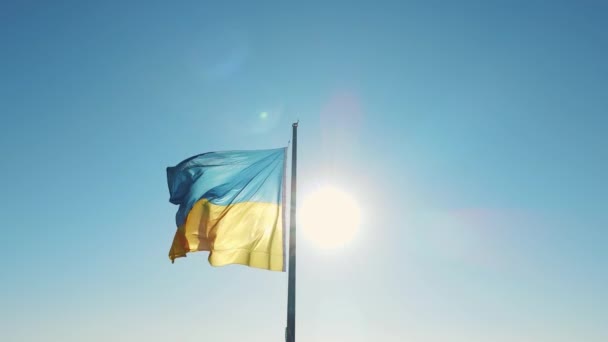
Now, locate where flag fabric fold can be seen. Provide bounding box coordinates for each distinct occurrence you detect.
[167,148,286,271]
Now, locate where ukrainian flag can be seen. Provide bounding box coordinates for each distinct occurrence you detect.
[167,148,286,271]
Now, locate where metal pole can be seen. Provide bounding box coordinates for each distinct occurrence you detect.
[286,122,298,342]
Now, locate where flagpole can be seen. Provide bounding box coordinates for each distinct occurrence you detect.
[286,121,298,342]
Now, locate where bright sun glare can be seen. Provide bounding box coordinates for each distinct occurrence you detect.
[300,186,361,249]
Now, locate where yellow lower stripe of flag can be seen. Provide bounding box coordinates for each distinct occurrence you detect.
[169,198,284,271]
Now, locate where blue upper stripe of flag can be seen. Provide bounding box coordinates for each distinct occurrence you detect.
[167,148,286,227]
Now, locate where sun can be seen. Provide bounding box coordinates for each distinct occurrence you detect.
[300,186,361,249]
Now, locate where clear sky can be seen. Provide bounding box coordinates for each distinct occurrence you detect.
[1,1,607,341]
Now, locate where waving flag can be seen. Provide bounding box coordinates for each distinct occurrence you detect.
[167,148,286,271]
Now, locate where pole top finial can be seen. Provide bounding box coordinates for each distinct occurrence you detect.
[293,120,299,127]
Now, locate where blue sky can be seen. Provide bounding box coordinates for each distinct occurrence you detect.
[1,1,606,341]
